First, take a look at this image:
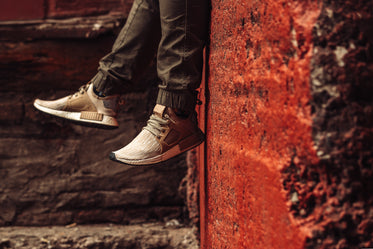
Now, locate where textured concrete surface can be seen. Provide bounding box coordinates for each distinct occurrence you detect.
[0,222,199,249]
[206,0,320,247]
[304,1,373,248]
[205,0,372,248]
[3,0,372,248]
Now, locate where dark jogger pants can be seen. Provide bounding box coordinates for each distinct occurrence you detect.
[92,0,209,112]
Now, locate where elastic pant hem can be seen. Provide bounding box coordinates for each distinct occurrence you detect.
[156,88,198,112]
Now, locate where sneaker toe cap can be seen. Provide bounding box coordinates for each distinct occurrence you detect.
[34,96,69,110]
[34,98,44,106]
[109,152,117,161]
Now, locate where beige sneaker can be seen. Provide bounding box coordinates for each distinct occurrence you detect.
[109,104,204,165]
[34,83,120,128]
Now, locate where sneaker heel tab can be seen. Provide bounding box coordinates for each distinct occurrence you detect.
[153,104,166,116]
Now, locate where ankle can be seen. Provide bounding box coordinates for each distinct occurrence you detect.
[93,86,107,97]
[173,108,190,118]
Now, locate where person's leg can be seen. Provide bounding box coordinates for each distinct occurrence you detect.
[34,0,162,128]
[156,0,209,112]
[110,0,209,165]
[93,0,162,95]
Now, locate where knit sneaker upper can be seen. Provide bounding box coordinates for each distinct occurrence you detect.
[34,82,120,128]
[110,104,204,165]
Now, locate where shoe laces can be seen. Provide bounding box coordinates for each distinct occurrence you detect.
[143,113,173,138]
[69,83,90,99]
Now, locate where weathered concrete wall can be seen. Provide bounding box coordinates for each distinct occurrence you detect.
[305,1,373,248]
[205,0,372,248]
[0,35,188,226]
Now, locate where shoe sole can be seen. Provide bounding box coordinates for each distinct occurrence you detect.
[109,131,205,166]
[34,101,119,128]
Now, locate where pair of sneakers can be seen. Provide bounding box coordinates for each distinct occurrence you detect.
[33,83,205,166]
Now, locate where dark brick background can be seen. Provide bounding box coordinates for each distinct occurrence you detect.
[0,0,194,227]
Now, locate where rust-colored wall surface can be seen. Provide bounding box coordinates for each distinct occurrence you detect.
[205,0,373,248]
[206,1,320,247]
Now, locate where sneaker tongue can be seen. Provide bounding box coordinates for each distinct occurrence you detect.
[153,104,166,117]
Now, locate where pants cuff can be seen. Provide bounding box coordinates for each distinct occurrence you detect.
[156,88,198,112]
[91,71,127,96]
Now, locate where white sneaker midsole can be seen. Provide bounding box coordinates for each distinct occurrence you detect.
[113,138,204,166]
[34,101,118,127]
